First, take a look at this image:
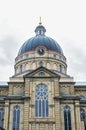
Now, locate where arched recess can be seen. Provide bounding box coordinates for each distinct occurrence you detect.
[53,63,57,70]
[47,62,51,69]
[32,62,36,69]
[24,63,29,70]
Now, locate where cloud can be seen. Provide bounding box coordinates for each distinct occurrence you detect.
[62,39,86,81]
[0,35,20,66]
[0,35,20,81]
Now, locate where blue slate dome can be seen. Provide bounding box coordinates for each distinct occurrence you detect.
[18,24,63,56]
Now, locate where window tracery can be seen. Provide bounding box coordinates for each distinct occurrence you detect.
[12,106,20,130]
[64,106,72,130]
[35,84,48,117]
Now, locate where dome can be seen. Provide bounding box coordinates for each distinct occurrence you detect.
[18,24,63,56]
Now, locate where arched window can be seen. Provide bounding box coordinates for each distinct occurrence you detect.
[12,106,20,130]
[64,106,72,130]
[53,54,56,59]
[20,65,22,73]
[80,108,86,130]
[60,65,62,73]
[80,108,85,121]
[35,84,48,117]
[25,54,29,58]
[0,109,4,128]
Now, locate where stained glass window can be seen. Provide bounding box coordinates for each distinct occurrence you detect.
[12,106,20,130]
[64,106,72,130]
[35,84,48,117]
[80,108,85,121]
[0,109,4,128]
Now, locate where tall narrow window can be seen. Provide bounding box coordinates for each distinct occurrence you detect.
[35,84,48,117]
[12,106,20,130]
[64,106,72,130]
[60,65,62,73]
[20,65,22,73]
[80,108,86,130]
[0,109,4,128]
[80,108,85,121]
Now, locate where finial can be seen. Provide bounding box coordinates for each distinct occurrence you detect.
[39,17,42,25]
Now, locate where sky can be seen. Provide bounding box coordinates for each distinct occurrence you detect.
[0,0,86,81]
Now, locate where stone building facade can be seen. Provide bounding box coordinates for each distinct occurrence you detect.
[0,22,86,130]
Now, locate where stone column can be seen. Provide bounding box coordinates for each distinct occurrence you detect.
[4,100,9,130]
[75,101,81,130]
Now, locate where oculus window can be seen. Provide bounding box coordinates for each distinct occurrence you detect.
[39,61,44,67]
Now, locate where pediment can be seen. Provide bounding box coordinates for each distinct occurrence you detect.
[23,67,60,79]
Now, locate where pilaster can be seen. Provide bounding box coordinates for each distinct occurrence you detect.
[25,78,30,96]
[54,79,60,95]
[24,98,30,130]
[4,100,9,130]
[75,101,81,130]
[54,79,61,130]
[55,100,61,130]
[8,83,13,95]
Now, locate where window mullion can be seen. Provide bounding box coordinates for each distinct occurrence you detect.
[16,110,17,130]
[38,100,39,117]
[45,100,46,117]
[41,100,43,117]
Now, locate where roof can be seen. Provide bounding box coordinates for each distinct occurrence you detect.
[75,82,86,86]
[18,24,63,56]
[0,81,86,86]
[0,81,8,86]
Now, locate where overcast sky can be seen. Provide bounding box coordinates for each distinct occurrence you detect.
[0,0,86,81]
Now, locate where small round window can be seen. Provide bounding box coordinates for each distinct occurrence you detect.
[39,61,44,67]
